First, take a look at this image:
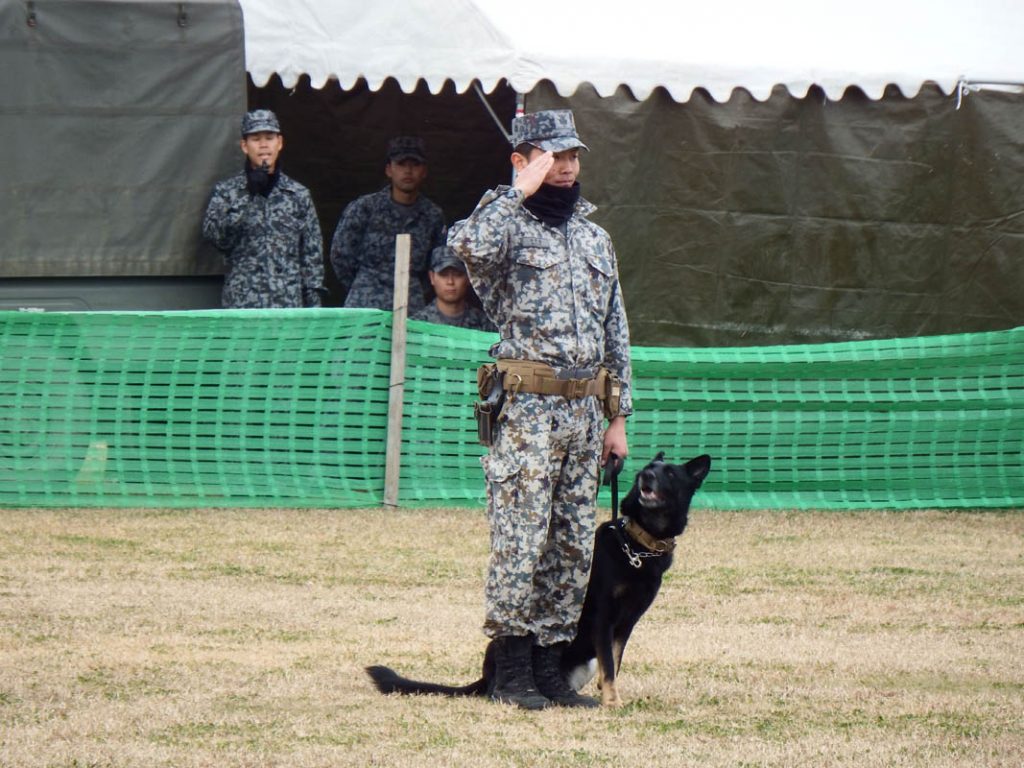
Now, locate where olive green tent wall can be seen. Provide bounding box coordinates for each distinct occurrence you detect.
[2,310,1020,510]
[248,79,1024,347]
[3,1,1021,347]
[0,0,245,280]
[527,82,1024,347]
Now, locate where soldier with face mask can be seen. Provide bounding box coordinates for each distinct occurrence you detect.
[448,109,633,710]
[202,110,325,308]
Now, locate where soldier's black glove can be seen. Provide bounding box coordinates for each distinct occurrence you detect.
[246,161,273,197]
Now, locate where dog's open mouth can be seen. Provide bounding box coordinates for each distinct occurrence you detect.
[639,480,663,507]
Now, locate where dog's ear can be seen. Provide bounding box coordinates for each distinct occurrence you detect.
[654,451,665,462]
[684,454,712,484]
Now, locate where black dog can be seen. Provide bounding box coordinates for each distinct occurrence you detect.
[366,452,712,707]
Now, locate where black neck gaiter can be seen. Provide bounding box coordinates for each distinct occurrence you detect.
[523,182,580,228]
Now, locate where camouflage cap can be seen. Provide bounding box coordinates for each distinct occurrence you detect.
[511,109,588,152]
[430,245,466,273]
[240,109,281,136]
[387,136,427,163]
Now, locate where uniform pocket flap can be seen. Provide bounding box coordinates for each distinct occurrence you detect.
[586,251,614,277]
[482,453,524,484]
[514,246,565,270]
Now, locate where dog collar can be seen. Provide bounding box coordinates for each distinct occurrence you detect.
[615,517,676,569]
[623,518,676,554]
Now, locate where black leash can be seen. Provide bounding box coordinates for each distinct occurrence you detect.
[603,452,666,569]
[602,452,624,521]
[603,452,639,566]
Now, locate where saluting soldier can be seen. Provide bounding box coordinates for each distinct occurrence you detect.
[330,137,446,312]
[448,110,633,709]
[202,109,325,308]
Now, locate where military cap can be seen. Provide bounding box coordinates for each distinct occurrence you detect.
[430,245,467,273]
[240,109,281,136]
[387,136,427,163]
[511,109,588,152]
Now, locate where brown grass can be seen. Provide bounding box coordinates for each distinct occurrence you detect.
[0,505,1021,767]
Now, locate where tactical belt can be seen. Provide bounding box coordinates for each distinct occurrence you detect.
[495,359,605,400]
[475,360,623,427]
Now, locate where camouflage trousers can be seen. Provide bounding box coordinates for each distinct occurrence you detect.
[480,392,603,645]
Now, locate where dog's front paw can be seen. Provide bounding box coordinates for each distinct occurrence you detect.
[600,683,623,707]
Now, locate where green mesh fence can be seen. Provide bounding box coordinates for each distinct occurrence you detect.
[402,320,491,506]
[627,332,1023,509]
[1,310,1021,509]
[0,310,392,508]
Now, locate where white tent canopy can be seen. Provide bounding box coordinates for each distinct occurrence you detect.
[240,0,1024,102]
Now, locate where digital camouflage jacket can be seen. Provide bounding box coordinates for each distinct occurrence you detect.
[448,185,633,415]
[412,301,497,332]
[202,171,324,308]
[329,187,445,311]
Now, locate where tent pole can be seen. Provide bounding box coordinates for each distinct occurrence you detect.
[508,90,526,185]
[472,82,514,145]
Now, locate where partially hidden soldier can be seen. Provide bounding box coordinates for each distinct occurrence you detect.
[202,109,325,308]
[330,137,446,312]
[412,246,496,331]
[448,109,632,710]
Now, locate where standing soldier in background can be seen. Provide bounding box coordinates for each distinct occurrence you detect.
[448,109,632,710]
[330,137,446,312]
[202,109,325,308]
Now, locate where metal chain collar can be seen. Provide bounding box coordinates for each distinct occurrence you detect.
[618,518,669,569]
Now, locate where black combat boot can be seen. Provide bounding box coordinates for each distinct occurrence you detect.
[532,642,600,708]
[490,635,551,710]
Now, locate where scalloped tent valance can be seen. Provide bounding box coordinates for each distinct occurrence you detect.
[239,0,1024,102]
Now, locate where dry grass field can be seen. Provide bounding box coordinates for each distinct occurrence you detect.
[0,504,1021,767]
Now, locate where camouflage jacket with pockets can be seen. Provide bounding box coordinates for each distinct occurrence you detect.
[202,171,324,308]
[448,185,633,415]
[329,187,446,311]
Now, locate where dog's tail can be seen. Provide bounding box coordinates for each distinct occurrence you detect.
[366,665,488,698]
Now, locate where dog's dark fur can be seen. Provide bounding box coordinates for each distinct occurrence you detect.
[366,452,712,707]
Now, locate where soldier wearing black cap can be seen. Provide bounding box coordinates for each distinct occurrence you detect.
[448,109,632,710]
[329,136,446,311]
[411,246,496,331]
[202,109,325,308]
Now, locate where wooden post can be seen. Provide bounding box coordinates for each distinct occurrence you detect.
[383,234,411,507]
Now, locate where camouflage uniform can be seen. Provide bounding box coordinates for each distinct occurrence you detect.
[412,300,496,331]
[202,110,324,309]
[448,112,633,645]
[203,173,324,308]
[330,149,446,310]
